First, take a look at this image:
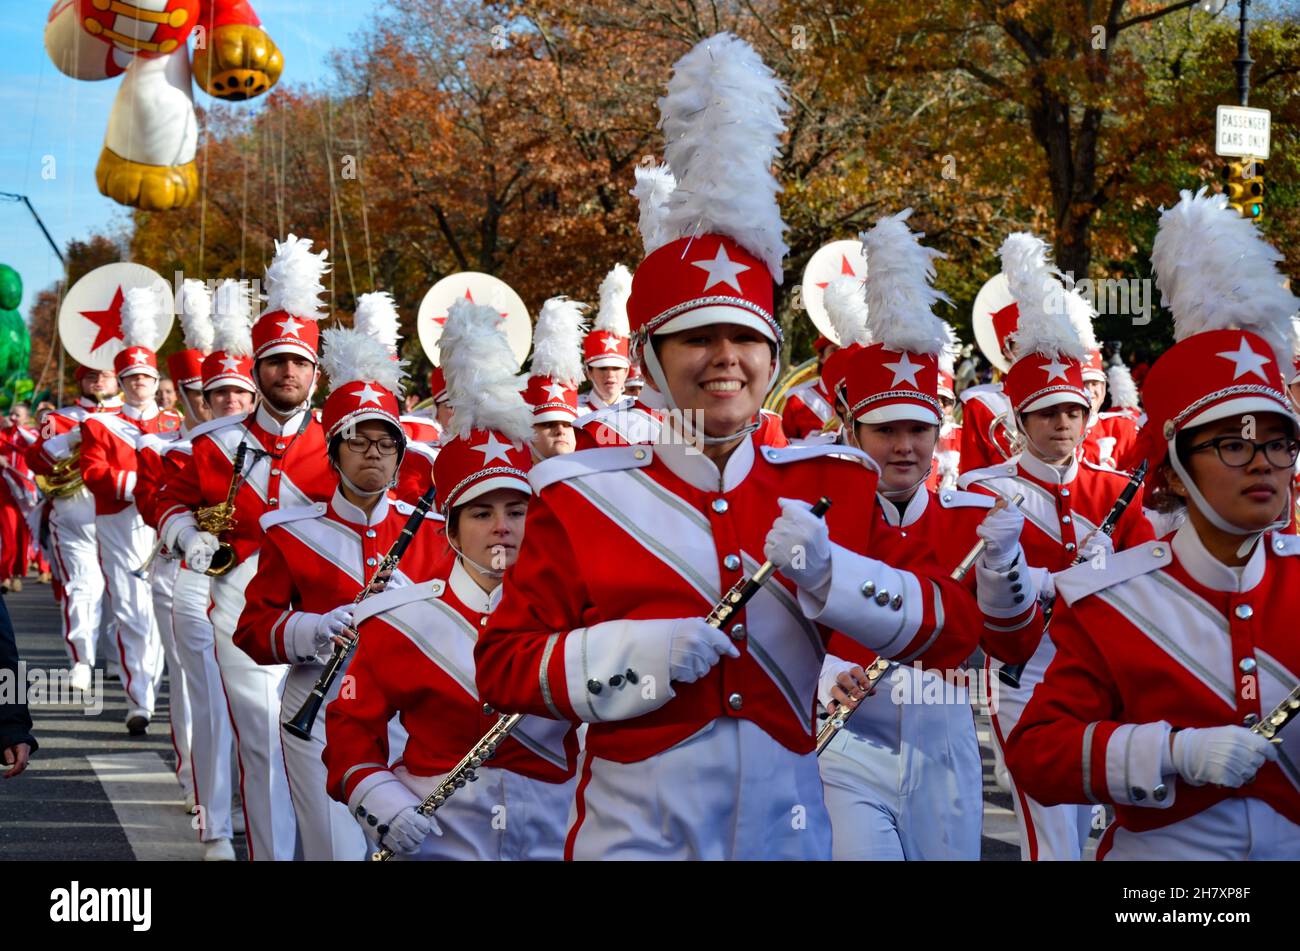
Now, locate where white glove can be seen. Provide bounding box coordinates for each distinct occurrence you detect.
[1078,530,1116,562]
[316,606,355,644]
[1170,726,1278,788]
[668,618,739,684]
[764,497,832,592]
[382,805,440,856]
[179,527,220,573]
[1031,566,1056,602]
[976,502,1024,570]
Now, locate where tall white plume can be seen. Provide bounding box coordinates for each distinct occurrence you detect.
[658,32,789,281]
[823,277,871,348]
[1151,187,1299,370]
[353,291,402,356]
[263,234,330,319]
[210,279,254,358]
[440,296,534,443]
[178,279,214,353]
[531,297,588,385]
[120,286,163,349]
[320,326,406,396]
[861,209,951,355]
[1107,361,1140,409]
[595,264,632,336]
[1001,232,1088,360]
[632,164,677,257]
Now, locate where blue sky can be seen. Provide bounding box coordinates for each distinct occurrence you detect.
[0,0,382,319]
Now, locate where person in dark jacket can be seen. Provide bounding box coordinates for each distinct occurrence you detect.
[0,595,35,778]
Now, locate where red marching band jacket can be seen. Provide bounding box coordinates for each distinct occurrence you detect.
[79,405,182,516]
[958,383,1015,474]
[477,435,977,764]
[233,488,449,667]
[1081,412,1142,472]
[1006,527,1300,844]
[827,486,1045,673]
[959,452,1155,574]
[394,415,439,504]
[155,407,335,562]
[780,378,835,441]
[26,398,120,481]
[135,430,186,529]
[324,557,577,806]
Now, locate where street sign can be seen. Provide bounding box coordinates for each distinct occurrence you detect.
[1215,105,1270,159]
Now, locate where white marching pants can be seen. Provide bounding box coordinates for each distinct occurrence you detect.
[150,557,193,798]
[818,668,983,861]
[171,564,236,842]
[96,506,163,719]
[48,492,105,667]
[382,765,577,862]
[987,648,1092,861]
[567,718,832,861]
[280,665,368,861]
[1099,798,1300,860]
[210,556,296,861]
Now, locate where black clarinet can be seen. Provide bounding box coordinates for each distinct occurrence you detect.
[998,459,1148,690]
[284,484,439,741]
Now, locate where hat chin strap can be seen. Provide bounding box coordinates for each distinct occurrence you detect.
[637,332,779,446]
[1167,441,1292,558]
[336,470,393,499]
[447,536,506,581]
[1014,410,1085,470]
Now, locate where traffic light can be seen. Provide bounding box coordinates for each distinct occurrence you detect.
[1221,159,1265,220]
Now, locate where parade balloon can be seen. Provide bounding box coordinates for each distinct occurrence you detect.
[0,265,31,395]
[43,0,284,212]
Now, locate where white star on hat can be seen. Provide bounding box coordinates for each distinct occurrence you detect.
[600,333,622,353]
[1040,358,1071,382]
[277,316,305,337]
[1216,336,1271,381]
[129,349,150,366]
[220,356,242,373]
[882,352,923,388]
[691,244,750,293]
[352,382,385,406]
[471,432,514,465]
[542,381,569,401]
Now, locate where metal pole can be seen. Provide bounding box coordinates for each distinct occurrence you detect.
[1235,0,1253,106]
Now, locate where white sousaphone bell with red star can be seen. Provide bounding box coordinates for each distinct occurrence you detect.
[57,262,176,371]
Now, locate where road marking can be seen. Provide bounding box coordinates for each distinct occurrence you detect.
[86,752,204,861]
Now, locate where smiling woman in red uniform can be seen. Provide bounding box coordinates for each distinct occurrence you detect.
[1006,189,1300,860]
[323,296,576,861]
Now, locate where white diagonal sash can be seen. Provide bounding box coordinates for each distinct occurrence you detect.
[374,595,480,701]
[738,550,823,732]
[510,716,571,771]
[274,515,365,586]
[566,467,720,608]
[1095,571,1237,710]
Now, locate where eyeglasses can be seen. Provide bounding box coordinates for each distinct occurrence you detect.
[342,435,400,456]
[1187,435,1300,469]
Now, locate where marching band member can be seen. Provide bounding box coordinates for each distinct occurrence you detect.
[1080,349,1140,471]
[236,322,444,860]
[927,341,962,491]
[524,297,588,461]
[1105,358,1145,424]
[0,408,39,592]
[27,366,120,692]
[577,264,632,414]
[324,297,576,860]
[810,212,1042,860]
[959,299,1018,472]
[156,281,258,861]
[80,287,180,735]
[426,366,453,436]
[352,291,440,501]
[959,233,1155,860]
[1006,188,1300,859]
[136,278,216,812]
[157,237,336,860]
[780,335,838,441]
[479,35,969,860]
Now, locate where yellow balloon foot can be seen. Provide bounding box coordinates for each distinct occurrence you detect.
[193,24,283,101]
[96,148,198,211]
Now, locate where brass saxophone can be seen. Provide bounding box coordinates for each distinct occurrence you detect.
[194,443,251,577]
[36,453,85,499]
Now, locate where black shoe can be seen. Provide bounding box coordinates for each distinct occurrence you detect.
[126,715,149,736]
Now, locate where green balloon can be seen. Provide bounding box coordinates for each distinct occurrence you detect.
[0,265,20,312]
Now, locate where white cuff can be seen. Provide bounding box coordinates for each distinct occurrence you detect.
[348,773,419,842]
[282,611,326,664]
[975,550,1038,619]
[563,620,676,723]
[817,653,855,709]
[1105,721,1176,808]
[797,543,923,658]
[163,512,198,551]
